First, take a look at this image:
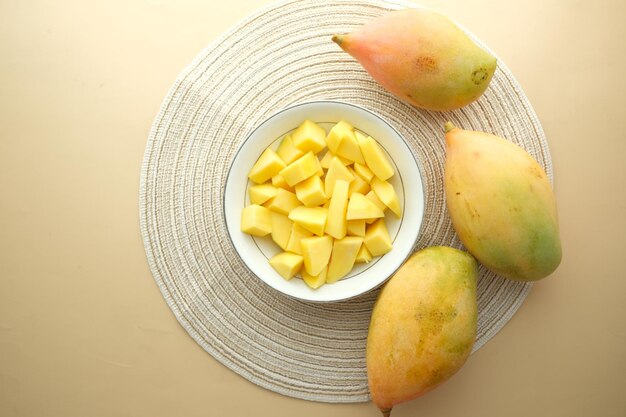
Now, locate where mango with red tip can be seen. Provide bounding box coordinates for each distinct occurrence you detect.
[332,8,496,111]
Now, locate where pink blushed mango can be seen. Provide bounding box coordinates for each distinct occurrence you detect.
[332,8,497,111]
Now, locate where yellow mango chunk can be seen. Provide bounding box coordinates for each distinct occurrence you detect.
[269,252,303,280]
[248,183,278,205]
[263,188,300,215]
[248,148,287,184]
[271,174,294,191]
[314,154,324,176]
[365,190,387,223]
[270,212,293,250]
[276,134,305,165]
[325,179,350,239]
[325,156,354,197]
[336,127,365,164]
[355,244,373,263]
[240,204,272,236]
[326,120,355,153]
[346,192,385,220]
[319,151,333,169]
[286,223,314,255]
[295,175,327,207]
[319,151,352,169]
[288,206,328,236]
[353,162,375,183]
[347,219,366,237]
[356,132,394,181]
[370,177,402,217]
[300,235,333,276]
[347,167,371,195]
[365,190,387,212]
[291,120,326,153]
[364,219,393,257]
[301,266,327,289]
[326,236,363,283]
[279,151,319,187]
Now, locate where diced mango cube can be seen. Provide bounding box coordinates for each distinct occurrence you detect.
[263,188,300,215]
[325,179,349,239]
[301,266,327,289]
[326,236,363,283]
[319,151,332,170]
[271,174,294,192]
[269,252,303,280]
[279,152,319,187]
[347,167,371,195]
[314,152,324,176]
[364,219,393,257]
[248,183,278,205]
[346,192,385,220]
[365,190,386,210]
[347,219,366,237]
[288,206,328,236]
[295,175,327,207]
[336,128,365,165]
[355,244,373,263]
[319,151,352,169]
[356,131,394,181]
[285,223,314,254]
[276,134,305,164]
[326,120,355,154]
[248,148,287,184]
[300,235,333,276]
[240,204,272,236]
[292,120,326,153]
[365,190,386,224]
[353,162,375,183]
[325,156,354,197]
[270,212,293,250]
[370,177,402,217]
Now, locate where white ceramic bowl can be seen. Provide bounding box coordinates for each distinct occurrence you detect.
[224,101,424,302]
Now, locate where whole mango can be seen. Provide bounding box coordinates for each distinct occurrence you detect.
[444,123,562,281]
[332,8,497,111]
[367,246,478,416]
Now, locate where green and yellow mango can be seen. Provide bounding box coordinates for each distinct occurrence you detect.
[444,123,562,281]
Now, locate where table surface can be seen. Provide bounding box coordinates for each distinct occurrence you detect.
[1,0,625,416]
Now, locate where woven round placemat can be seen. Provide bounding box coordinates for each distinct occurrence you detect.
[140,0,551,403]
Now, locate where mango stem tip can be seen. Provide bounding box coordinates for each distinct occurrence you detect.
[331,34,344,46]
[444,121,456,133]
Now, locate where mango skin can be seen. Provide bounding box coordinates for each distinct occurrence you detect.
[367,246,477,415]
[332,9,497,111]
[444,124,562,281]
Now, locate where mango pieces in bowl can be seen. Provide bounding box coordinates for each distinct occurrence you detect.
[223,101,424,302]
[240,119,402,289]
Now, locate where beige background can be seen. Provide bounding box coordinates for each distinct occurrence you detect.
[1,0,625,416]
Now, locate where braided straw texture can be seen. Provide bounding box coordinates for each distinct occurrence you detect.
[140,0,550,403]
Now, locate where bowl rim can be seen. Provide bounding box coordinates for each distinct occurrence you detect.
[222,99,425,302]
